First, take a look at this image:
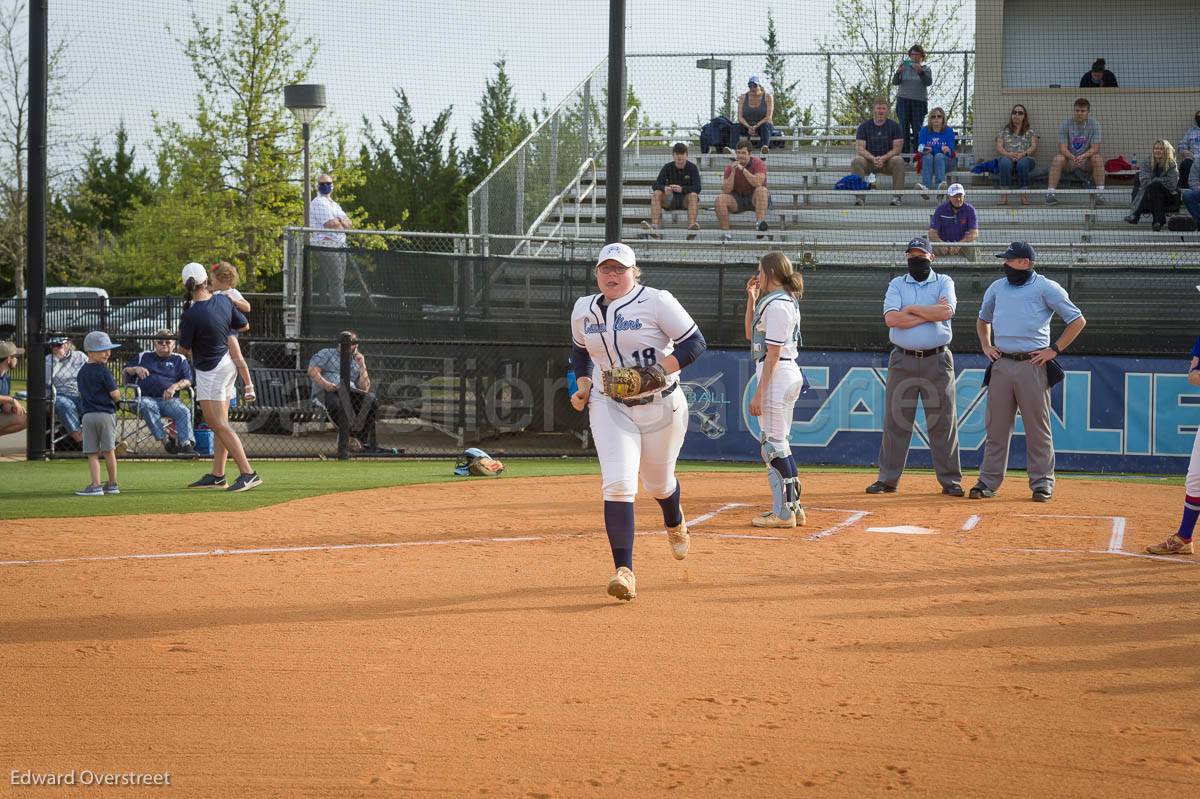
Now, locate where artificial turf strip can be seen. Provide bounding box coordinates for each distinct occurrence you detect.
[0,459,764,521]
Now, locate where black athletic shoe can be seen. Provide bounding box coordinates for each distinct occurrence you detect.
[188,473,227,489]
[969,484,996,499]
[226,472,262,493]
[865,481,897,494]
[942,484,966,497]
[1032,489,1052,503]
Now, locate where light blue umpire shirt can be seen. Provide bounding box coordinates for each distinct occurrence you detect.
[978,272,1083,354]
[883,269,956,351]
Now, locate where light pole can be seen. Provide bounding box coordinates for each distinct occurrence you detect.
[696,58,732,120]
[283,84,327,228]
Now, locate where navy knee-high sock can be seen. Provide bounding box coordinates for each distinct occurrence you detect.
[655,480,683,528]
[1178,495,1200,541]
[604,501,635,570]
[785,455,801,504]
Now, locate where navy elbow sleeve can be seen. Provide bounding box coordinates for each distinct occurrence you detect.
[570,343,593,379]
[672,330,707,369]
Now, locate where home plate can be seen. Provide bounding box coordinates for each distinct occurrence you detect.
[867,525,936,535]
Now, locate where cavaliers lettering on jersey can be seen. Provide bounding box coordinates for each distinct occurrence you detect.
[571,285,698,398]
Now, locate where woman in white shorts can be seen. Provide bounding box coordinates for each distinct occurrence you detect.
[177,262,261,493]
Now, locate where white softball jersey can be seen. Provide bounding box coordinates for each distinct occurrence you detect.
[571,284,696,503]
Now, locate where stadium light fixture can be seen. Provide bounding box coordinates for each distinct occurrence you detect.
[695,58,732,121]
[284,84,327,228]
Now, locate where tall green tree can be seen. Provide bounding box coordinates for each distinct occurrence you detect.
[113,0,312,291]
[356,91,466,233]
[68,123,152,237]
[821,0,964,127]
[762,8,802,131]
[467,59,531,187]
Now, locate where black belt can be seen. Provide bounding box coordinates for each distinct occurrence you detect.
[895,345,947,358]
[620,381,679,407]
[754,357,794,363]
[1000,352,1035,361]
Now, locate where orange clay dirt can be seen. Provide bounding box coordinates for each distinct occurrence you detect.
[1,472,1199,798]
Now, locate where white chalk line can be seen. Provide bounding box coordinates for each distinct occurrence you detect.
[806,510,871,541]
[1014,513,1128,554]
[0,503,762,569]
[1002,546,1198,565]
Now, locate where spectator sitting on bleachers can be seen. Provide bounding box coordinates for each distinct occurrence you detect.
[641,142,701,240]
[891,44,933,157]
[1178,110,1200,190]
[928,183,979,261]
[1124,140,1181,232]
[736,76,775,154]
[46,334,87,445]
[1047,98,1105,205]
[852,98,906,206]
[1182,157,1200,225]
[916,107,956,195]
[122,330,196,454]
[1079,58,1118,88]
[995,104,1038,206]
[717,139,769,241]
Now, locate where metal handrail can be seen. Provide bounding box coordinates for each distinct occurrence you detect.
[466,58,607,210]
[515,158,598,256]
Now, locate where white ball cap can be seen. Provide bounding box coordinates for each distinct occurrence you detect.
[947,182,966,197]
[181,261,208,285]
[596,242,636,269]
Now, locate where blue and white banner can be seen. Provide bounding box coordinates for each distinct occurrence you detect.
[679,349,1199,474]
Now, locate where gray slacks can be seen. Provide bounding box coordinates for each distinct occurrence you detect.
[877,348,962,487]
[978,356,1054,492]
[314,247,346,307]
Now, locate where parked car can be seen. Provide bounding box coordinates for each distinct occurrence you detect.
[0,287,110,338]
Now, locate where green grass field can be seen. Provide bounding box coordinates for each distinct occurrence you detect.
[0,457,1176,522]
[0,458,768,520]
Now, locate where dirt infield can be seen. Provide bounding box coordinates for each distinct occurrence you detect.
[2,472,1199,798]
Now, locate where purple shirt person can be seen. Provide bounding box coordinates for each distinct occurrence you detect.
[927,183,979,259]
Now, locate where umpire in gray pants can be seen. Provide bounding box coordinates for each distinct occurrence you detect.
[867,237,964,496]
[972,242,1086,502]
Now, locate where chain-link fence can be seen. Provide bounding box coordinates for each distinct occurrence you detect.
[36,335,590,460]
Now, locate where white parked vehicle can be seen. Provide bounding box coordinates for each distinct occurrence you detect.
[0,287,110,338]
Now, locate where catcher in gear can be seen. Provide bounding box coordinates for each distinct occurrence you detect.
[569,243,707,601]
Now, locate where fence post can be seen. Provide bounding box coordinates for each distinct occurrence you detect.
[716,261,726,340]
[549,113,560,206]
[479,183,489,240]
[825,53,833,135]
[581,78,592,158]
[962,51,970,132]
[337,332,352,460]
[515,148,526,235]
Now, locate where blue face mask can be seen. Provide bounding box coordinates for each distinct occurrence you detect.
[318,182,333,196]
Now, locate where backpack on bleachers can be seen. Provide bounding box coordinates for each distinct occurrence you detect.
[1167,215,1198,232]
[700,116,737,153]
[834,174,871,191]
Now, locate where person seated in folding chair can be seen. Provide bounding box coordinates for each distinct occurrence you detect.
[307,331,379,452]
[121,329,196,455]
[45,334,88,448]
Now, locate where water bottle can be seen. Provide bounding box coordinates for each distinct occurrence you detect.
[1131,153,1137,170]
[195,422,213,456]
[868,172,877,189]
[567,367,579,396]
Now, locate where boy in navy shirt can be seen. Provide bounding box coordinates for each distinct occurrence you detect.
[75,331,124,496]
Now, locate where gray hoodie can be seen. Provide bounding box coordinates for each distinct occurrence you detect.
[892,63,933,102]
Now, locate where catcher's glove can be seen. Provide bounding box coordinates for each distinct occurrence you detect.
[602,364,668,400]
[454,447,505,477]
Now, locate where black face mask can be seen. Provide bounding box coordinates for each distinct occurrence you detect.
[1004,265,1033,285]
[1195,114,1200,127]
[907,256,931,281]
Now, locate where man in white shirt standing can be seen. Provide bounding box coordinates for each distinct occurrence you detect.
[308,173,353,307]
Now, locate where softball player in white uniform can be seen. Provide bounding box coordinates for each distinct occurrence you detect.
[1146,335,1200,555]
[570,243,707,601]
[746,251,806,528]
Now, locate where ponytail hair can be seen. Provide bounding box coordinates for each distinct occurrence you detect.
[182,276,207,311]
[759,251,804,299]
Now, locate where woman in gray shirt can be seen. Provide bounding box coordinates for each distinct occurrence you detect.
[892,45,933,156]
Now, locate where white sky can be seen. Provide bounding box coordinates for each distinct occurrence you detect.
[42,0,974,169]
